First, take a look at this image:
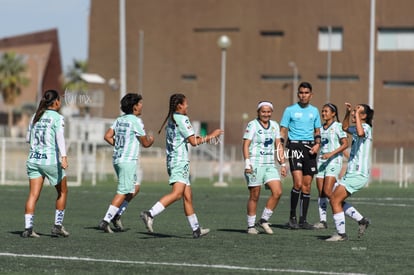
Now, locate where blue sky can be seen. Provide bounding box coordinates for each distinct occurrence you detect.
[0,0,90,72]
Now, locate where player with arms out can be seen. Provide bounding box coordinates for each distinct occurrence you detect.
[98,93,154,233]
[140,93,223,238]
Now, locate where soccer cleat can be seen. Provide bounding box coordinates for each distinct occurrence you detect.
[313,221,328,229]
[259,219,273,234]
[287,217,299,229]
[111,214,124,232]
[140,211,154,233]
[358,217,370,238]
[247,226,259,235]
[98,220,113,233]
[326,232,348,242]
[299,221,315,230]
[193,227,210,238]
[21,228,40,238]
[51,225,70,237]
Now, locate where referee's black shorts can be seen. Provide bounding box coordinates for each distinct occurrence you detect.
[286,140,318,176]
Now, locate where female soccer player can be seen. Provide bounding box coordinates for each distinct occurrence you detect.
[314,103,348,229]
[243,101,287,234]
[23,89,69,238]
[98,93,154,233]
[326,103,374,241]
[140,93,222,238]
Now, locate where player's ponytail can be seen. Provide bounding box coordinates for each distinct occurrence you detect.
[158,93,186,134]
[360,104,374,127]
[33,90,60,124]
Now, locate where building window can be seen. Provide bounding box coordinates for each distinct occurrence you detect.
[378,28,414,51]
[181,74,197,81]
[317,75,359,82]
[193,27,240,33]
[261,74,299,81]
[260,30,284,37]
[318,27,343,51]
[383,81,414,88]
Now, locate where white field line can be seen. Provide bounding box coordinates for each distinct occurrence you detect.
[0,252,366,275]
[346,197,414,207]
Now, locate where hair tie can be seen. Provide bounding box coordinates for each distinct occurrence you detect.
[326,103,337,113]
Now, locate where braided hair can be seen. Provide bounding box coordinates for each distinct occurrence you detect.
[323,103,340,122]
[158,93,186,134]
[33,90,60,124]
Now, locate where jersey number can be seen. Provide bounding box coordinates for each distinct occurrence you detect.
[115,135,125,148]
[33,130,46,146]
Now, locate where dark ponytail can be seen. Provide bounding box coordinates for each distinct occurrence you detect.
[158,93,186,134]
[360,104,374,127]
[33,90,60,124]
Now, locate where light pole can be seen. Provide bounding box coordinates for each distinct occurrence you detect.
[214,35,231,187]
[326,26,332,103]
[368,0,376,108]
[138,30,144,95]
[288,61,298,104]
[119,0,127,113]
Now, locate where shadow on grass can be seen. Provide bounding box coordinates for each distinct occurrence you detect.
[216,228,247,234]
[270,223,292,230]
[138,231,187,239]
[10,230,55,238]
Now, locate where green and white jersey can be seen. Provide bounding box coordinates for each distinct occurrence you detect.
[111,114,145,164]
[27,110,65,165]
[347,123,372,177]
[318,121,347,165]
[166,113,194,168]
[243,119,281,166]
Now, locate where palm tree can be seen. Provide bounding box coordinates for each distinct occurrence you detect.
[62,59,88,116]
[63,59,88,92]
[0,51,30,128]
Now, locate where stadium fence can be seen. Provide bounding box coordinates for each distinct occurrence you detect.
[0,137,412,187]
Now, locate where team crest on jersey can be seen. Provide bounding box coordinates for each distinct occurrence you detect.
[294,112,303,118]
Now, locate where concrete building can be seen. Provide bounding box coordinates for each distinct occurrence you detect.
[87,0,414,148]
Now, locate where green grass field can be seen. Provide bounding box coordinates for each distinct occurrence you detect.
[0,178,413,274]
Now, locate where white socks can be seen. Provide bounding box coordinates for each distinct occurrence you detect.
[187,214,200,231]
[247,215,256,228]
[25,214,34,229]
[103,205,119,223]
[261,208,273,222]
[25,210,66,229]
[149,201,165,217]
[343,202,363,222]
[55,209,65,226]
[333,212,346,234]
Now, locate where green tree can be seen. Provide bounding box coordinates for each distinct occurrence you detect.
[0,51,30,128]
[0,51,30,104]
[63,59,88,91]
